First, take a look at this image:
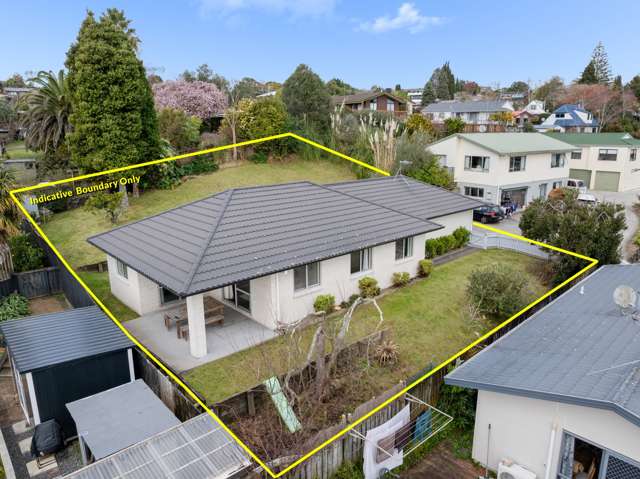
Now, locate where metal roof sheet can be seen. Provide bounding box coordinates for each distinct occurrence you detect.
[327,175,484,219]
[446,265,640,427]
[67,380,181,461]
[545,132,640,147]
[88,180,443,296]
[0,306,132,373]
[455,132,577,154]
[63,412,250,479]
[424,100,512,113]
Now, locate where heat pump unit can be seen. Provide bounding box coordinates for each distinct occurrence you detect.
[497,460,537,479]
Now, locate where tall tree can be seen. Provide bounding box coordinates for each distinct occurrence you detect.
[590,41,612,84]
[628,75,640,102]
[533,76,566,111]
[20,70,71,155]
[439,62,455,99]
[3,74,26,88]
[282,64,331,133]
[578,60,598,84]
[231,77,264,100]
[326,78,356,96]
[153,80,227,120]
[65,10,161,189]
[507,80,529,93]
[0,169,19,242]
[421,82,436,106]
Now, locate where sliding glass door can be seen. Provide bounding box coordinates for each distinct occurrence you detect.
[222,280,251,313]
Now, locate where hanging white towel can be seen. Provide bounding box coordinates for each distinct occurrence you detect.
[363,405,410,479]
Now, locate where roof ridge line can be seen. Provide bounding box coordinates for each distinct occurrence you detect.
[182,188,235,295]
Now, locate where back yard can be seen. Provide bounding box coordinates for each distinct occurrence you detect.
[184,249,547,404]
[41,157,357,268]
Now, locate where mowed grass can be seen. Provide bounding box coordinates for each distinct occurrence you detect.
[3,140,40,159]
[79,271,138,321]
[41,158,357,268]
[184,249,547,404]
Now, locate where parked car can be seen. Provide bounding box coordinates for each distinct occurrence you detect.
[473,205,505,223]
[566,178,588,194]
[577,193,598,206]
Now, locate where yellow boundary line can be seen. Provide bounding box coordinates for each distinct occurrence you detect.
[8,133,597,477]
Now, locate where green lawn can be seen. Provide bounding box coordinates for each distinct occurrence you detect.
[3,140,40,160]
[79,271,138,321]
[41,158,357,268]
[184,249,547,404]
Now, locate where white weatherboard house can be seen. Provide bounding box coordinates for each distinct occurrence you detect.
[545,132,640,192]
[423,99,514,126]
[88,176,482,362]
[446,265,640,479]
[427,133,576,206]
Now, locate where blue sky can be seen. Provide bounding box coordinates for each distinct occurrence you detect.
[3,1,639,89]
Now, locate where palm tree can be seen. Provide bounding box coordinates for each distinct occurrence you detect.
[20,70,71,155]
[0,169,19,242]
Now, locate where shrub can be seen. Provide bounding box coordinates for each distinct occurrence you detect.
[374,340,399,366]
[180,155,219,175]
[453,227,471,248]
[467,265,528,320]
[85,191,125,224]
[425,238,439,259]
[358,276,380,298]
[249,151,268,164]
[9,234,45,272]
[392,271,410,287]
[418,259,433,277]
[339,294,360,309]
[441,235,457,253]
[425,229,469,258]
[0,293,30,322]
[313,294,336,314]
[437,378,477,431]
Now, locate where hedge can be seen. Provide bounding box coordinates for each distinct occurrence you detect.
[424,227,471,259]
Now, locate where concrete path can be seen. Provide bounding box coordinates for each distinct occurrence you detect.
[591,189,640,262]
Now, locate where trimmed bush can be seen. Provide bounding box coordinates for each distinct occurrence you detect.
[453,227,471,248]
[392,272,410,287]
[0,293,30,322]
[358,276,380,298]
[249,151,268,164]
[424,227,471,258]
[418,259,433,277]
[467,264,528,320]
[313,294,336,314]
[339,294,360,309]
[9,234,45,272]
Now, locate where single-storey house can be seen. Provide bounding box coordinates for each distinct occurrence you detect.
[536,104,599,133]
[1,158,37,184]
[545,132,640,192]
[331,90,411,118]
[88,176,483,359]
[0,306,134,438]
[427,133,576,206]
[423,100,514,126]
[446,265,640,478]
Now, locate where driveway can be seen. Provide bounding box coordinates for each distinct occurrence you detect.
[590,188,640,262]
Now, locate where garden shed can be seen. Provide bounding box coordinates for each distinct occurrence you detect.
[0,306,134,438]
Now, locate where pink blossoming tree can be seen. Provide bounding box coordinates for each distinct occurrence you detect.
[152,80,227,120]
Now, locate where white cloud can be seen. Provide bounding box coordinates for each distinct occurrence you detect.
[359,3,443,34]
[197,0,337,17]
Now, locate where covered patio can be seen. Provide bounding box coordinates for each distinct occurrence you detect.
[124,301,278,372]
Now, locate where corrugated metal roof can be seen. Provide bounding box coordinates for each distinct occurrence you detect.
[455,132,577,154]
[446,265,640,427]
[327,176,484,219]
[0,306,132,373]
[88,180,443,296]
[67,380,181,461]
[424,100,512,113]
[63,412,250,479]
[545,132,640,147]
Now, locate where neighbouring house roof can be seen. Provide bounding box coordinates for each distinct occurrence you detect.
[0,306,132,373]
[544,104,600,128]
[88,179,448,296]
[423,100,512,114]
[545,132,640,147]
[429,132,576,155]
[446,265,640,428]
[332,90,407,106]
[63,412,250,479]
[327,176,484,219]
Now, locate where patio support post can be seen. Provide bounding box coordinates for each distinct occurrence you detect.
[187,294,207,358]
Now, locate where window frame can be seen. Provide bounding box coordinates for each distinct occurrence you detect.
[598,148,618,161]
[293,261,321,291]
[369,99,377,111]
[350,248,373,275]
[570,150,582,160]
[551,153,566,168]
[464,155,490,172]
[509,155,526,172]
[116,259,128,279]
[395,237,414,261]
[386,99,395,112]
[631,149,637,161]
[464,186,485,198]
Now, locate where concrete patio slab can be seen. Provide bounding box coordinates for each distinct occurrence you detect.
[124,304,278,372]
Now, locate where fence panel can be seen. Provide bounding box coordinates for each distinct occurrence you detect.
[470,232,549,259]
[0,277,17,298]
[13,266,61,298]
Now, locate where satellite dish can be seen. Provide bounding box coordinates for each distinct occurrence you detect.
[613,285,638,313]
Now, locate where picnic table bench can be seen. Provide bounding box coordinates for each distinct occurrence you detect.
[163,296,225,340]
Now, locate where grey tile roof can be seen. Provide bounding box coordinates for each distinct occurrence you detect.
[424,100,512,113]
[446,265,640,427]
[88,180,443,296]
[331,90,408,106]
[0,306,132,373]
[327,176,484,219]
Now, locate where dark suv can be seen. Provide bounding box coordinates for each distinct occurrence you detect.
[473,205,505,223]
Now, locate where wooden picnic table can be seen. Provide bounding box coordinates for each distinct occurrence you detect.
[163,296,225,339]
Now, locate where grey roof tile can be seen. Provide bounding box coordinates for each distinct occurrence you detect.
[446,265,640,427]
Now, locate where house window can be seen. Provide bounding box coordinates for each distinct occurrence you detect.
[509,156,526,172]
[350,248,372,274]
[293,262,320,291]
[552,181,563,189]
[570,150,582,160]
[631,149,637,161]
[116,259,128,279]
[370,99,377,110]
[395,237,413,260]
[551,153,565,168]
[464,186,484,198]
[598,148,618,161]
[387,99,395,112]
[464,156,490,172]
